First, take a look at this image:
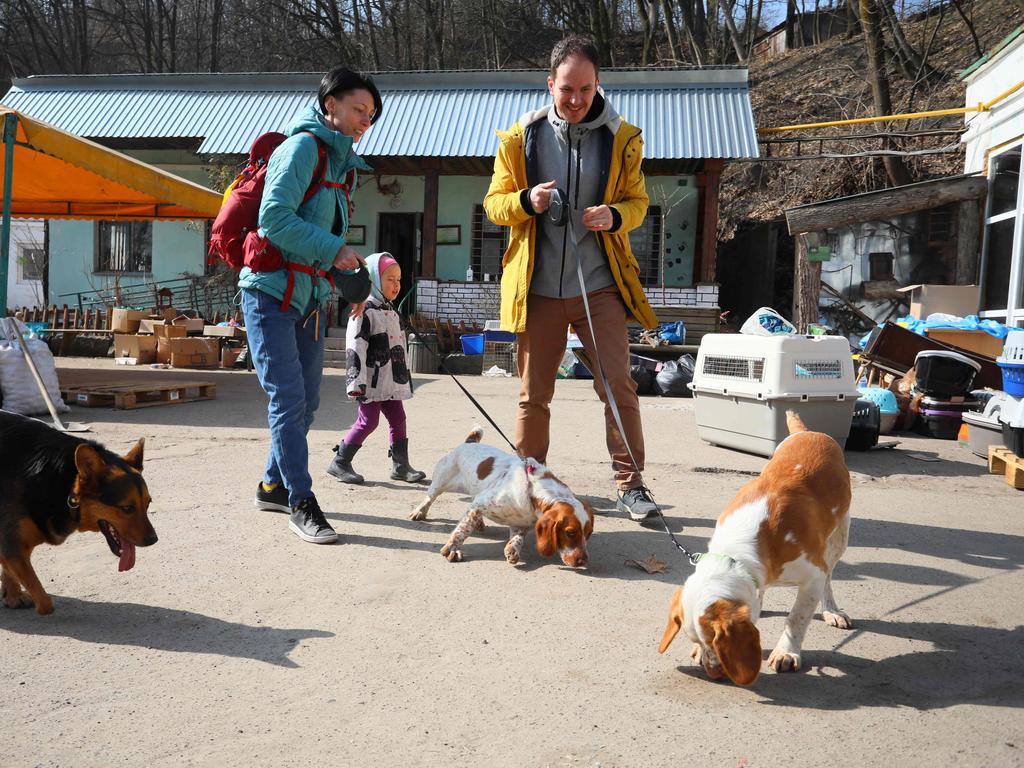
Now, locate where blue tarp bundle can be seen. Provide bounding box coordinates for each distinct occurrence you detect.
[859,314,1012,349]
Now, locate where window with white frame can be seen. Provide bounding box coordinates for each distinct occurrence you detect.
[18,246,44,282]
[95,221,153,274]
[980,143,1023,325]
[470,204,507,280]
[628,205,663,286]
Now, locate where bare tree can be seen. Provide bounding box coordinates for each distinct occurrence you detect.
[857,0,911,186]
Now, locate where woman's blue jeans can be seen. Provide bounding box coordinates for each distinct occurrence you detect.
[241,288,326,507]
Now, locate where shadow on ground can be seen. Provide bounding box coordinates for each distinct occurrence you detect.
[669,620,1024,712]
[1,597,332,668]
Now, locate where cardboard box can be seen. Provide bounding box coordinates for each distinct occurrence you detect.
[138,318,167,335]
[221,346,242,368]
[154,323,188,363]
[925,328,1005,359]
[113,334,157,364]
[896,284,981,320]
[110,308,149,333]
[203,324,246,338]
[171,315,206,334]
[169,337,220,368]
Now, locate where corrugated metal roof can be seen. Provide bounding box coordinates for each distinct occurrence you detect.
[1,69,758,159]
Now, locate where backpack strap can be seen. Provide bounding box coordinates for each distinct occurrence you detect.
[298,131,329,206]
[321,168,357,220]
[280,260,336,313]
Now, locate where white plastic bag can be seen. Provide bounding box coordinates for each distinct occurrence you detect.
[0,320,69,415]
[740,307,797,337]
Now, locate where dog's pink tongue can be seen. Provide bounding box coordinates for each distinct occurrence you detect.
[118,540,136,572]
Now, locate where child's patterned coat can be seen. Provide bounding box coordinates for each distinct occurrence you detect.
[345,297,412,402]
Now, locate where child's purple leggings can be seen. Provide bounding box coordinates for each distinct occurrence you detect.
[344,400,407,446]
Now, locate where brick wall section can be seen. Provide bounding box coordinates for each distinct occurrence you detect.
[415,279,719,323]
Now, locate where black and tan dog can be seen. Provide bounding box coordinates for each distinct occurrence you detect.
[0,410,157,615]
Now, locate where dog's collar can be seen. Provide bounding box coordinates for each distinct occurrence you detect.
[694,551,761,590]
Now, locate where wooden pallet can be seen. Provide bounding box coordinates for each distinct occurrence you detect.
[988,445,1024,491]
[61,380,217,410]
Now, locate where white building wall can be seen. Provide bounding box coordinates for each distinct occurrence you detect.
[6,219,45,309]
[963,38,1024,174]
[962,35,1024,326]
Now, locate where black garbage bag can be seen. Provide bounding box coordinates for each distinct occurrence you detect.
[630,364,656,396]
[654,354,695,397]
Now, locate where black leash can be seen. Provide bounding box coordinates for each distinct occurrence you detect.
[406,328,519,455]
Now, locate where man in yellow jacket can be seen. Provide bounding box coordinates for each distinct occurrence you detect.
[484,35,660,521]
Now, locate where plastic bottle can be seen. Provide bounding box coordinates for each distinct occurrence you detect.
[465,265,474,282]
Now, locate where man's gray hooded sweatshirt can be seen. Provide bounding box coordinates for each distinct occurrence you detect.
[524,93,621,299]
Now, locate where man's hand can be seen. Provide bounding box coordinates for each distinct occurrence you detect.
[529,180,558,213]
[334,245,366,271]
[582,205,615,231]
[349,301,366,319]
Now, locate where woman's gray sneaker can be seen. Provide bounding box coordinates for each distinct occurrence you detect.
[254,481,290,513]
[289,497,338,544]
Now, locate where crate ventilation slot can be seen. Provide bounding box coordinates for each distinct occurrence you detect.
[702,355,765,381]
[794,360,843,379]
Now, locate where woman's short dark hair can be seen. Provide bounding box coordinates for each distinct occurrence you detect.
[318,67,383,125]
[550,36,600,78]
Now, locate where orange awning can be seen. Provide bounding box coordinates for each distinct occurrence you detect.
[0,107,222,220]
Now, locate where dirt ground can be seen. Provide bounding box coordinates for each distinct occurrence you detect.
[4,358,1023,767]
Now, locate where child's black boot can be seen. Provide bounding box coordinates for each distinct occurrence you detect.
[389,439,426,483]
[327,442,364,484]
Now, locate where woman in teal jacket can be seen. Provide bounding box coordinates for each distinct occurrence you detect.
[243,67,381,545]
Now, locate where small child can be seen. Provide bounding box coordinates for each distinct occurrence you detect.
[328,252,426,484]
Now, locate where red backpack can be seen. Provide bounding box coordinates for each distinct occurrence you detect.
[207,131,355,310]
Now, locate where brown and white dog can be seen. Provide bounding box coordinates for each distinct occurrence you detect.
[409,427,594,567]
[658,412,853,684]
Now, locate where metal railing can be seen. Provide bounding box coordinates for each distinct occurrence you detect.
[57,274,238,318]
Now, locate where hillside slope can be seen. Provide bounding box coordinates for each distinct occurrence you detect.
[720,0,1024,238]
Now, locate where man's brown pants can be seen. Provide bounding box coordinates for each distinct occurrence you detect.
[515,287,645,490]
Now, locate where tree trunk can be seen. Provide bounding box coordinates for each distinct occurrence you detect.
[794,236,822,333]
[660,0,684,63]
[721,0,747,62]
[363,0,381,69]
[785,0,798,49]
[210,0,222,70]
[880,0,941,81]
[858,0,911,187]
[950,0,982,59]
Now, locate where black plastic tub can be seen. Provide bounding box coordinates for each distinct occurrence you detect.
[1002,422,1024,458]
[914,350,981,398]
[915,408,964,440]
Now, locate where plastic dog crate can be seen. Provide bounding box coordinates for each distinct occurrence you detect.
[998,330,1024,398]
[689,334,859,457]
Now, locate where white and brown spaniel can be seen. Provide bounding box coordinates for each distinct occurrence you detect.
[659,412,854,685]
[409,427,594,567]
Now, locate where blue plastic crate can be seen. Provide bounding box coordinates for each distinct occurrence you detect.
[483,329,515,343]
[999,362,1024,398]
[460,333,484,355]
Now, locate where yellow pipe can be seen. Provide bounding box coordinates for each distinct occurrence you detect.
[758,78,1024,134]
